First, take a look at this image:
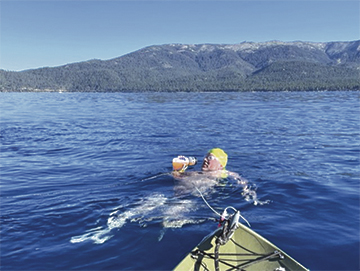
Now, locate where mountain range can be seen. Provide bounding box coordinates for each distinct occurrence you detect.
[1,40,359,92]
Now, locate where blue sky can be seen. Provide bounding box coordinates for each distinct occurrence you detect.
[1,0,359,71]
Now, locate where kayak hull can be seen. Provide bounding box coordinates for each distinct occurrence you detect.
[173,223,309,271]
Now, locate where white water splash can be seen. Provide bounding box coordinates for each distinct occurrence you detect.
[237,177,270,206]
[70,193,206,244]
[70,193,167,244]
[70,226,113,245]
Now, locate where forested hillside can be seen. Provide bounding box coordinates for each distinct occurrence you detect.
[1,40,359,92]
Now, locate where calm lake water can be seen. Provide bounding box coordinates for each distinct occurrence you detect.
[1,91,359,270]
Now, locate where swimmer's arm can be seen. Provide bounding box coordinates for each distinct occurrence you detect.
[227,170,248,185]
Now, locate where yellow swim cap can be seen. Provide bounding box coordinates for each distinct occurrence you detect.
[208,148,228,168]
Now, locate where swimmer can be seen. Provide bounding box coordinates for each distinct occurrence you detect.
[202,148,252,185]
[200,148,268,205]
[173,148,242,180]
[171,148,269,206]
[172,148,247,194]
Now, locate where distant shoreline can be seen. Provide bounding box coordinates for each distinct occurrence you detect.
[1,40,359,92]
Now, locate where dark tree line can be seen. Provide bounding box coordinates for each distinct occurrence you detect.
[1,41,359,92]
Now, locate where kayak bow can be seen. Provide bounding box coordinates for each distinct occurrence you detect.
[173,210,309,271]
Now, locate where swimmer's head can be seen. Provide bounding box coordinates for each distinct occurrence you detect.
[202,148,228,171]
[209,148,228,168]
